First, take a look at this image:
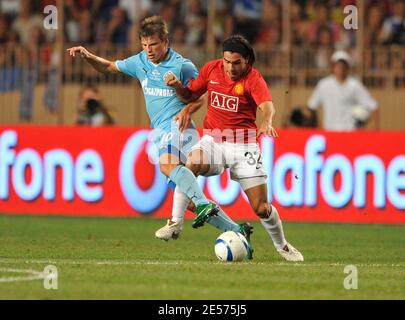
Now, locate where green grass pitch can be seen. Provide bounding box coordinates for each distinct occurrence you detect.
[0,215,404,300]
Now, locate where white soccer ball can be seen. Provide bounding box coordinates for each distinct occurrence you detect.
[214,231,249,262]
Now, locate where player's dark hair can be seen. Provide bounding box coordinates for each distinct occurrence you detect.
[139,16,169,41]
[222,35,256,65]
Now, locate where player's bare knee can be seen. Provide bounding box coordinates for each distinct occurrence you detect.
[186,162,203,176]
[186,158,210,176]
[255,202,271,219]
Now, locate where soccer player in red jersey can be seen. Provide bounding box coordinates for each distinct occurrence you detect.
[162,35,304,261]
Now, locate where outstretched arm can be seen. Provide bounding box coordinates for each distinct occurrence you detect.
[67,46,119,74]
[257,101,279,138]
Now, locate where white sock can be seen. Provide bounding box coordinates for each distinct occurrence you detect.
[171,186,189,223]
[260,205,287,249]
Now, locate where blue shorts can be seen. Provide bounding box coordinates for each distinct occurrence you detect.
[151,120,200,164]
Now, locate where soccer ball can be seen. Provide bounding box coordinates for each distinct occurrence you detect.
[214,231,249,262]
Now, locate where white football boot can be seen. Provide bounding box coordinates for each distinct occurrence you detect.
[155,220,183,241]
[277,242,304,262]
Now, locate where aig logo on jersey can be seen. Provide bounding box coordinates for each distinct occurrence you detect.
[211,91,239,113]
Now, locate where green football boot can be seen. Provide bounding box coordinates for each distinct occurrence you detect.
[192,203,219,229]
[239,222,254,260]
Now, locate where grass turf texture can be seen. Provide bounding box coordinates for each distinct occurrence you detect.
[0,215,404,300]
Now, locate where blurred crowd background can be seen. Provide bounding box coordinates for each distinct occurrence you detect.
[0,0,404,128]
[1,0,404,50]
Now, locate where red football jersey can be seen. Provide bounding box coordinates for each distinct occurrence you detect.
[188,59,272,142]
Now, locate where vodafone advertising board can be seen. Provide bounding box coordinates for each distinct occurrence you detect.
[0,126,404,224]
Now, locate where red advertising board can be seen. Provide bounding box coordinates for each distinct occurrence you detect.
[0,126,404,224]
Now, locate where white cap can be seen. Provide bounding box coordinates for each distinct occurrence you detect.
[331,50,352,66]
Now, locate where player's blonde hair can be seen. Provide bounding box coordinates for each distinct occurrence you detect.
[139,16,169,41]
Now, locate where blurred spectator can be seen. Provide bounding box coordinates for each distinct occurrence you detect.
[62,1,94,39]
[304,0,317,21]
[313,26,335,68]
[0,31,21,92]
[159,2,177,36]
[380,0,405,45]
[92,0,119,21]
[290,0,309,46]
[329,0,345,25]
[0,14,9,45]
[232,0,262,43]
[64,0,81,43]
[0,0,401,94]
[255,22,281,50]
[181,0,206,47]
[0,0,20,17]
[307,51,378,131]
[64,1,96,44]
[171,23,186,47]
[364,4,386,47]
[103,6,131,47]
[11,0,43,46]
[39,0,58,11]
[77,9,96,44]
[212,0,234,43]
[362,4,386,81]
[76,85,114,126]
[255,0,282,49]
[119,0,152,23]
[308,4,341,47]
[18,24,51,120]
[27,26,49,64]
[366,0,391,13]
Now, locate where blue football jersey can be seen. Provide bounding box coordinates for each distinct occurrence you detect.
[116,48,198,130]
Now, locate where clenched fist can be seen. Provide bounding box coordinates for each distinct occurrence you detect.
[164,72,182,88]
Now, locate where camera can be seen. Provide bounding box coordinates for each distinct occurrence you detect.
[86,98,101,115]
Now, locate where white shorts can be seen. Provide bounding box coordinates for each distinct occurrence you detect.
[190,135,267,190]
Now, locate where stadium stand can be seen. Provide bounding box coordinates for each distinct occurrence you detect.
[0,0,404,128]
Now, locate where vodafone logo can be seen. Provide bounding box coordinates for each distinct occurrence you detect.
[2,127,404,223]
[0,130,104,203]
[211,91,239,113]
[119,131,168,213]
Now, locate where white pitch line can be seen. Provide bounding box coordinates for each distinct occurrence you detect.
[0,258,403,268]
[0,268,45,283]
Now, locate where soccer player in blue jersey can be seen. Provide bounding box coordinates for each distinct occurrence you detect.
[67,16,253,250]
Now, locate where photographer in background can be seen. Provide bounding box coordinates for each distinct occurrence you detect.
[76,85,114,126]
[286,106,318,128]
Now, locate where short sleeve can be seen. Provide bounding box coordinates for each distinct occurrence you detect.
[187,62,210,98]
[250,74,272,105]
[116,55,139,79]
[180,61,199,86]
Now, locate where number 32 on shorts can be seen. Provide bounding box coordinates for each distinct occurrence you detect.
[244,151,263,169]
